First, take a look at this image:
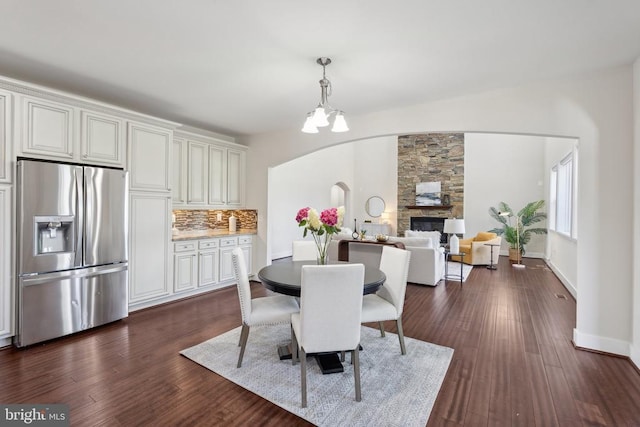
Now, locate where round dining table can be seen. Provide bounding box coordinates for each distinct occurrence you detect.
[258,260,386,297]
[257,260,386,374]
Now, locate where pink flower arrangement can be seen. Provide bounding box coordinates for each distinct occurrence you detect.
[295,206,344,264]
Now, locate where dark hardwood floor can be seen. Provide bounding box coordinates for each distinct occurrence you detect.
[2,256,639,426]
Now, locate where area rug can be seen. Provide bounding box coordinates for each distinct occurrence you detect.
[181,324,453,426]
[444,261,473,282]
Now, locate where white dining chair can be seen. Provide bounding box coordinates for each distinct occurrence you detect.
[360,245,411,355]
[232,247,299,368]
[291,263,365,408]
[291,240,317,261]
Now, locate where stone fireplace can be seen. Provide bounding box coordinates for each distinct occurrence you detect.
[397,133,465,235]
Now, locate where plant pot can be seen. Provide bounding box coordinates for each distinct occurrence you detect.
[508,248,522,263]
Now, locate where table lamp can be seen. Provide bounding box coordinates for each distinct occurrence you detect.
[443,219,465,254]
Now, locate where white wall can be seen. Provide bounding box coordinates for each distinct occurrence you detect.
[632,58,640,368]
[268,136,397,260]
[544,137,579,298]
[243,64,636,359]
[464,133,546,258]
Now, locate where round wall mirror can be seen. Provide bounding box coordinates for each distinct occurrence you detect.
[365,196,385,217]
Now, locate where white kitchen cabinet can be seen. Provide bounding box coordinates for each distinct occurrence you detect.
[209,146,246,208]
[0,90,11,183]
[226,148,245,207]
[218,237,239,282]
[128,121,172,192]
[80,109,125,166]
[197,239,219,287]
[173,241,197,292]
[129,192,172,304]
[19,95,74,160]
[239,235,252,275]
[187,141,209,205]
[0,185,12,339]
[171,138,187,205]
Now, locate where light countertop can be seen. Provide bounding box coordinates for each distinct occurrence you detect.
[172,229,257,241]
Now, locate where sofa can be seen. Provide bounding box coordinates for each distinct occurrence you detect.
[449,232,501,265]
[328,229,445,286]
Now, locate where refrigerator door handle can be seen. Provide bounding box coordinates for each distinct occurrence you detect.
[74,166,84,268]
[20,264,128,287]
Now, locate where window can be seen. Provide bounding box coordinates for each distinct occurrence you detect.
[549,152,575,237]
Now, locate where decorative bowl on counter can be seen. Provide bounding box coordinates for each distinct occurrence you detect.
[375,234,389,242]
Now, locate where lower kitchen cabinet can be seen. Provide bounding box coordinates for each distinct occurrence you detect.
[172,235,252,297]
[198,239,219,287]
[129,192,172,305]
[173,241,197,292]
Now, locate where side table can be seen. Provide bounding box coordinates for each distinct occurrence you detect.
[484,243,500,270]
[444,251,465,287]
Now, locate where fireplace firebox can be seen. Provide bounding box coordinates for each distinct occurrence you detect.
[410,217,448,244]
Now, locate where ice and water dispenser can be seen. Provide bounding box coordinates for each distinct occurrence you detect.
[34,216,75,254]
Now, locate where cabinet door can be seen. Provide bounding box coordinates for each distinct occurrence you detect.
[198,249,219,286]
[219,247,236,282]
[208,145,226,205]
[0,186,12,337]
[0,90,11,183]
[129,192,171,303]
[20,95,74,160]
[187,141,209,205]
[240,245,252,276]
[81,110,125,166]
[226,149,245,207]
[174,252,197,292]
[128,122,172,192]
[172,138,187,204]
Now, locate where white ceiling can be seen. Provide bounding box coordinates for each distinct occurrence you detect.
[2,0,640,137]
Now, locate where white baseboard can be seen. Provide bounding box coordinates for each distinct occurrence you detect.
[545,259,577,299]
[271,250,292,260]
[573,328,630,357]
[0,336,12,349]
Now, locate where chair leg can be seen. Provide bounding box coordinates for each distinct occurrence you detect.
[396,318,406,355]
[237,324,250,368]
[340,351,345,362]
[353,347,361,402]
[291,325,298,366]
[378,321,386,337]
[301,347,307,408]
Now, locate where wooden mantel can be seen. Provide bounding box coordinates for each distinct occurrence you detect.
[405,205,453,210]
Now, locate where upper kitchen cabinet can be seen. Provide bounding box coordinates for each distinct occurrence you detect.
[172,137,187,204]
[0,90,10,183]
[18,95,74,161]
[80,109,125,166]
[172,130,246,209]
[128,121,172,192]
[209,146,246,208]
[17,94,127,168]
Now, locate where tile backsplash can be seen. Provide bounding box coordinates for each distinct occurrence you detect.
[173,209,257,231]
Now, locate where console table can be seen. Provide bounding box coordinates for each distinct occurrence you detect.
[337,239,406,262]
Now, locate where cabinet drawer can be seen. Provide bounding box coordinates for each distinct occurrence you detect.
[238,236,252,245]
[174,241,197,252]
[199,239,219,250]
[220,237,238,247]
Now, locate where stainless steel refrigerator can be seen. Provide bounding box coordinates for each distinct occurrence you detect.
[15,159,129,347]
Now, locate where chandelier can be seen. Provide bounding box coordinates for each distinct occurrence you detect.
[301,57,349,133]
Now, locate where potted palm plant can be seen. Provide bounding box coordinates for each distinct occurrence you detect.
[488,200,548,262]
